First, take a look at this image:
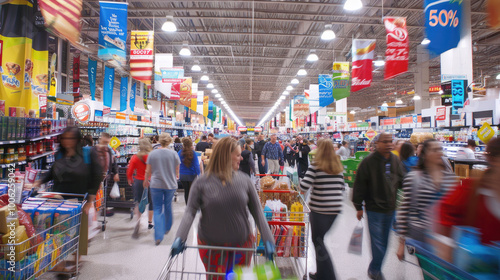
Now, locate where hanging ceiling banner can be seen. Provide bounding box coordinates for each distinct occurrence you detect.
[197,90,204,115]
[207,101,214,120]
[191,83,198,111]
[351,39,375,92]
[154,54,173,98]
[293,95,310,118]
[332,62,350,101]
[487,0,500,29]
[130,82,136,112]
[88,58,97,100]
[119,76,128,112]
[203,96,209,117]
[39,0,83,46]
[72,54,80,100]
[424,0,462,55]
[103,66,114,114]
[309,84,320,114]
[130,30,154,85]
[384,17,409,80]
[98,1,128,68]
[179,77,192,107]
[319,74,334,107]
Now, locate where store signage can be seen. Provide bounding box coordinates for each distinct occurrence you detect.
[384,17,409,80]
[168,79,183,100]
[441,74,467,82]
[109,137,121,149]
[203,96,208,117]
[451,119,465,127]
[424,0,462,55]
[161,68,184,81]
[73,54,80,100]
[179,78,192,107]
[436,106,446,121]
[39,0,82,46]
[254,127,263,132]
[98,1,128,67]
[88,58,97,101]
[293,95,310,118]
[478,123,495,144]
[116,112,127,120]
[475,117,492,126]
[71,100,92,124]
[129,115,138,122]
[366,130,377,141]
[331,62,351,101]
[429,86,441,93]
[351,39,375,92]
[319,74,334,107]
[451,79,466,115]
[120,76,128,112]
[130,82,136,111]
[103,66,114,112]
[238,126,247,132]
[130,31,154,85]
[441,82,452,106]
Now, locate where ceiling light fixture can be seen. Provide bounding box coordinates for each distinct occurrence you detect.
[162,15,177,32]
[297,66,307,76]
[321,24,336,41]
[344,0,363,11]
[279,95,286,100]
[179,41,191,56]
[218,98,223,101]
[191,60,201,71]
[206,83,214,89]
[382,102,389,107]
[496,73,500,80]
[214,93,221,98]
[439,89,444,95]
[291,78,299,85]
[307,50,319,62]
[286,85,293,91]
[413,95,421,100]
[200,74,209,81]
[421,38,431,45]
[211,89,219,94]
[350,110,356,114]
[396,99,403,105]
[374,56,385,67]
[282,91,290,96]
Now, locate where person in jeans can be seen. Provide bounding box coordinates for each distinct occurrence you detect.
[352,133,406,280]
[284,140,297,167]
[261,134,284,175]
[178,137,201,204]
[144,133,180,246]
[127,138,154,238]
[239,139,256,176]
[254,134,268,174]
[296,137,311,178]
[300,139,345,280]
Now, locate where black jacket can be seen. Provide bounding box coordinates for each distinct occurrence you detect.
[352,151,406,213]
[254,140,266,157]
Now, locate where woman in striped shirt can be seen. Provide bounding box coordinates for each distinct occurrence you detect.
[300,138,345,280]
[395,139,457,260]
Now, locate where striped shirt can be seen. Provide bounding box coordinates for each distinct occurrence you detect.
[299,165,344,215]
[395,170,458,236]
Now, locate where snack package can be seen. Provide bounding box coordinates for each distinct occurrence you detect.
[33,207,55,234]
[260,176,275,190]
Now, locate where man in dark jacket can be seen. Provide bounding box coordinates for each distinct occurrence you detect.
[254,134,268,174]
[352,133,406,280]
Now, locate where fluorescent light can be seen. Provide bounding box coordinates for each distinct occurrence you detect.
[218,98,223,101]
[214,93,221,98]
[496,73,500,80]
[179,41,191,56]
[307,50,319,62]
[291,78,299,85]
[286,85,293,91]
[374,60,385,67]
[396,99,403,105]
[191,61,201,71]
[211,89,218,94]
[162,16,177,32]
[321,24,336,41]
[200,75,209,81]
[206,83,214,88]
[297,67,307,76]
[421,38,431,45]
[279,95,286,100]
[382,102,388,107]
[282,91,290,96]
[413,95,421,100]
[344,0,363,11]
[439,89,444,95]
[350,110,356,114]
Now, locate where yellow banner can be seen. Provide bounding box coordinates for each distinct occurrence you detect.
[203,96,209,117]
[130,30,154,85]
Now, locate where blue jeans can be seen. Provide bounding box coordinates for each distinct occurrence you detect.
[258,157,268,175]
[310,211,338,280]
[366,211,395,275]
[150,188,176,241]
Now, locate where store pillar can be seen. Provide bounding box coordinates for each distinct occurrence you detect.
[440,0,473,99]
[415,45,430,114]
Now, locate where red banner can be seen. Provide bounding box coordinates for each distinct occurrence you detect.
[130,31,154,84]
[351,39,375,92]
[169,79,183,100]
[436,106,446,121]
[72,54,80,100]
[384,17,409,80]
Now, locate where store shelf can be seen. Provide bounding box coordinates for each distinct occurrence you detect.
[29,132,63,142]
[0,161,27,168]
[28,151,55,160]
[0,139,26,145]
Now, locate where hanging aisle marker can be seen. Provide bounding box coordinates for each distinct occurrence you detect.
[384,17,409,80]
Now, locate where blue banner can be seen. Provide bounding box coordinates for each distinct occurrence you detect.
[207,101,214,119]
[120,76,128,112]
[98,1,128,67]
[424,0,462,55]
[451,79,466,115]
[88,58,97,100]
[103,66,115,109]
[130,82,136,111]
[319,74,334,107]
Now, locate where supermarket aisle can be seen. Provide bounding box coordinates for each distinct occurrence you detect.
[40,190,423,280]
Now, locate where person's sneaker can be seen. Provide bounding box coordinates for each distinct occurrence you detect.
[308,272,316,279]
[148,222,154,230]
[368,270,385,280]
[155,239,162,246]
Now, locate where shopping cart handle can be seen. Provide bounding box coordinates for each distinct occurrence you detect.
[170,237,186,257]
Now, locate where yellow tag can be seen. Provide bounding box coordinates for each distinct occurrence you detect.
[478,123,494,144]
[109,137,121,149]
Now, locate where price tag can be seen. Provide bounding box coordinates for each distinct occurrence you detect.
[478,123,494,144]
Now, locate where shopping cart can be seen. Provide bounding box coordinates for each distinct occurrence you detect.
[157,245,259,280]
[405,239,479,280]
[0,192,86,279]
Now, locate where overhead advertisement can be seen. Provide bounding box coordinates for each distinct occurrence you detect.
[384,17,409,80]
[130,31,154,85]
[351,39,375,92]
[38,0,83,46]
[451,79,466,115]
[319,74,334,107]
[98,1,128,67]
[332,62,350,101]
[88,58,97,100]
[154,54,173,98]
[103,66,114,115]
[487,0,500,29]
[293,95,310,118]
[424,0,462,55]
[120,76,128,112]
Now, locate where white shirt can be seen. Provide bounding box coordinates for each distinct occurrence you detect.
[336,146,350,160]
[455,147,475,160]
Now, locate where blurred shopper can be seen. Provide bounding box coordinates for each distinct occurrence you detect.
[207,133,215,147]
[152,135,161,150]
[395,139,458,260]
[96,132,119,182]
[195,135,211,153]
[392,140,405,157]
[178,137,201,204]
[238,136,246,148]
[416,142,424,157]
[261,134,284,175]
[239,139,256,176]
[400,142,419,172]
[296,137,311,178]
[82,135,93,147]
[172,137,275,278]
[455,139,477,160]
[173,137,183,152]
[333,142,339,152]
[254,134,268,174]
[352,133,406,280]
[300,139,344,280]
[127,138,154,238]
[144,133,180,245]
[284,140,297,168]
[336,141,350,160]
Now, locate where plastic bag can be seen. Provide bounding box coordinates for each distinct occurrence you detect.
[110,182,120,199]
[138,188,148,213]
[348,221,363,255]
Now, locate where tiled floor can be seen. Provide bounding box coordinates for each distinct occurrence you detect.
[39,187,424,280]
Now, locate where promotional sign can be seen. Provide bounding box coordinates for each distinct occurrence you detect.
[179,78,192,107]
[38,0,83,46]
[88,58,97,100]
[309,84,320,114]
[293,95,310,118]
[169,79,183,100]
[366,130,378,141]
[280,112,286,126]
[332,62,350,101]
[478,122,495,144]
[154,54,173,98]
[98,1,128,67]
[487,0,500,29]
[71,100,92,124]
[120,76,128,112]
[424,0,462,55]
[319,74,334,107]
[441,81,452,106]
[109,136,121,149]
[191,83,198,111]
[436,106,446,121]
[103,66,114,112]
[130,82,136,111]
[351,39,375,92]
[161,68,184,81]
[48,53,56,95]
[203,96,209,117]
[207,101,214,120]
[72,54,80,100]
[384,17,409,80]
[451,79,466,115]
[197,90,204,115]
[130,31,154,85]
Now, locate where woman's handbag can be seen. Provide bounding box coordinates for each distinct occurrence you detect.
[138,188,148,213]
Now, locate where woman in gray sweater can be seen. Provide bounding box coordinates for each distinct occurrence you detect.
[172,137,274,277]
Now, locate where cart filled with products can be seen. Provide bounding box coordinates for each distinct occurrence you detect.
[257,175,310,280]
[0,193,86,279]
